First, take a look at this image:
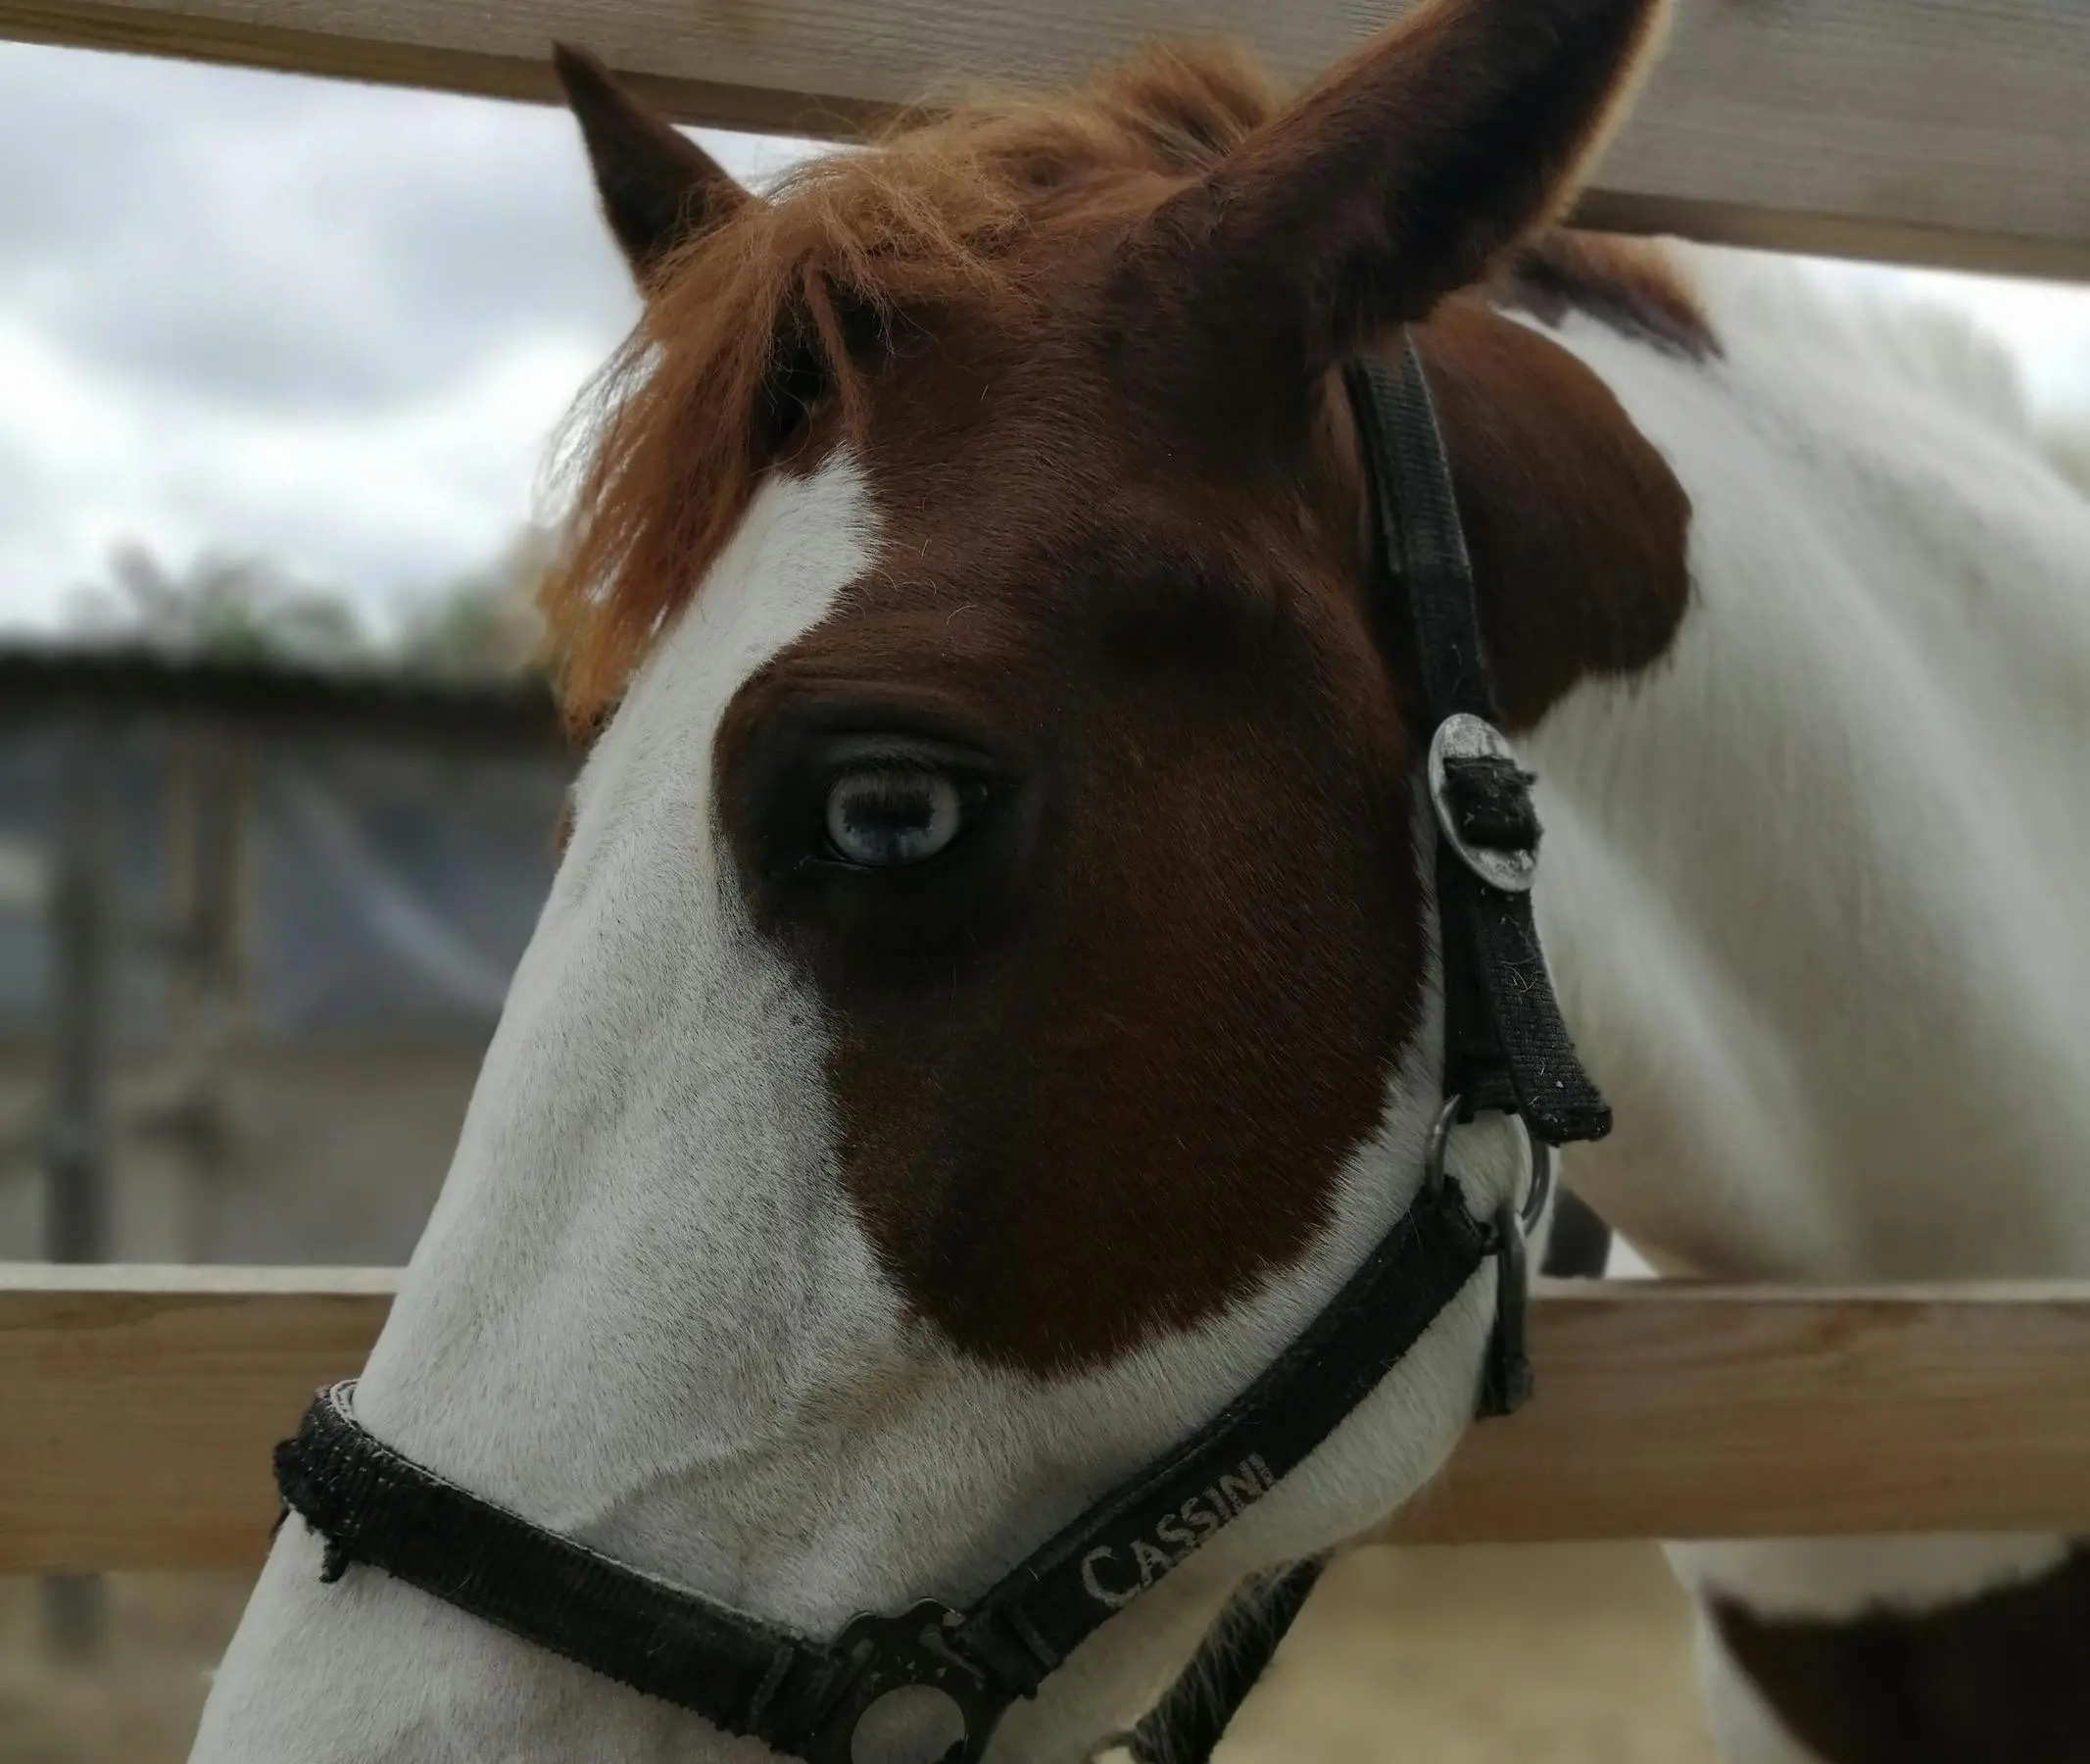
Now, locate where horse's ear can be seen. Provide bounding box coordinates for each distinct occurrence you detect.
[1130,0,1670,379]
[553,43,750,286]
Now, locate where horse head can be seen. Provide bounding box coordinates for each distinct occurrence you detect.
[192,2,1689,1758]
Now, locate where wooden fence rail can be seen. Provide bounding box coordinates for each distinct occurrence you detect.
[3,1264,2089,1575]
[0,0,2084,280]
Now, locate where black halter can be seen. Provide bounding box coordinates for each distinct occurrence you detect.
[272,332,1609,1764]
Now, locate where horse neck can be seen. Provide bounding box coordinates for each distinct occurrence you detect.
[1516,248,2090,1282]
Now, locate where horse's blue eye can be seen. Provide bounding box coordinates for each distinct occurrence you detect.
[824,769,962,866]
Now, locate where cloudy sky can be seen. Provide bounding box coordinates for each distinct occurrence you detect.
[0,40,810,638]
[0,38,2085,640]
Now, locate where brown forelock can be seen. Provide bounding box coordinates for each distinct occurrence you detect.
[560,33,1694,1374]
[539,41,1285,731]
[1712,1547,2090,1764]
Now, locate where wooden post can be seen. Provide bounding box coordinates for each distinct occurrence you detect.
[159,726,247,1258]
[39,731,112,1654]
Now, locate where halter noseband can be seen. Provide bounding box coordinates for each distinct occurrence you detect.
[272,333,1609,1764]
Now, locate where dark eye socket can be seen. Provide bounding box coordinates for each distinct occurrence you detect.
[725,710,1034,956]
[825,766,962,866]
[796,734,1001,875]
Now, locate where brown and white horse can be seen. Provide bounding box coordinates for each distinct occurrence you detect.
[190,0,2090,1758]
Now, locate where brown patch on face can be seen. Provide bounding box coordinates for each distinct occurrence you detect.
[712,283,1690,1374]
[1713,1548,2090,1764]
[565,0,1686,1374]
[715,296,1427,1373]
[1492,229,1719,361]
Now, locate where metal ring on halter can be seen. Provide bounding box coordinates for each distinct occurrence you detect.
[1422,1095,1554,1237]
[1518,1132,1556,1239]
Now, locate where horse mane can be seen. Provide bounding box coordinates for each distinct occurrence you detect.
[540,41,1286,726]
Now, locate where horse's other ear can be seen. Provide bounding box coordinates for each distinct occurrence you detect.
[1130,0,1670,382]
[553,43,750,285]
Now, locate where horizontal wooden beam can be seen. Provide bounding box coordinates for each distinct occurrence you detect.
[5,1265,2090,1573]
[0,0,2082,281]
[1383,1278,2090,1544]
[1,1265,394,1575]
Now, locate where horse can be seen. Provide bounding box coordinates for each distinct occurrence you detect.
[188,0,2090,1757]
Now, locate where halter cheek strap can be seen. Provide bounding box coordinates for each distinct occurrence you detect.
[1347,342,1611,1148]
[272,330,1609,1764]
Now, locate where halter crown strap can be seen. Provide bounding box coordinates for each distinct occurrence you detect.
[1344,340,1612,1146]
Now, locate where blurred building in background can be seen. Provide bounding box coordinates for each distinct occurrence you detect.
[0,649,569,1270]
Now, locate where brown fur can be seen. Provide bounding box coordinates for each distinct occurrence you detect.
[554,45,748,284]
[1415,300,1695,729]
[543,44,1282,726]
[1715,1551,2090,1763]
[1495,230,1718,361]
[710,305,1426,1367]
[553,0,1690,1370]
[541,12,1692,729]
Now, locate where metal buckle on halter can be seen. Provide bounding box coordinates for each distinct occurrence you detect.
[1427,713,1538,895]
[791,1601,1010,1764]
[1422,1096,1551,1418]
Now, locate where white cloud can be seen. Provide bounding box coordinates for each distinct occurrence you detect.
[0,40,820,634]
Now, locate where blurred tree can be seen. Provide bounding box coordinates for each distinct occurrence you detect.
[66,526,558,680]
[67,543,369,669]
[394,524,553,680]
